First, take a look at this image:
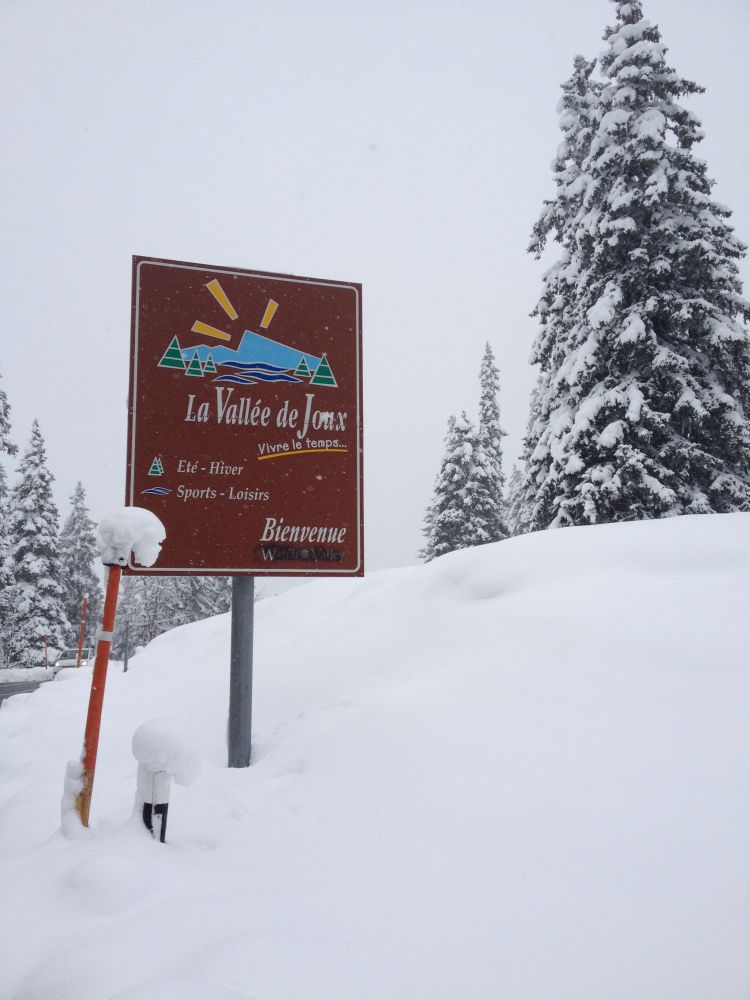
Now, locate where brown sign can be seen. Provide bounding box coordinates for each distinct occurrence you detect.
[126,256,363,576]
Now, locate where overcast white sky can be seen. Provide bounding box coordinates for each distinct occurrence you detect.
[2,0,749,571]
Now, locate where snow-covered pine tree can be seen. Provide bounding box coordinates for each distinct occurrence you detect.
[6,422,69,665]
[0,366,18,665]
[460,424,504,550]
[526,54,600,396]
[420,412,499,560]
[111,575,143,661]
[505,464,524,537]
[521,53,602,530]
[514,382,543,536]
[525,1,750,528]
[0,520,14,667]
[0,365,17,484]
[111,575,172,660]
[134,577,175,645]
[165,576,232,628]
[168,578,196,628]
[477,343,510,541]
[111,574,232,659]
[419,497,436,560]
[59,483,103,648]
[420,415,457,561]
[189,576,231,618]
[206,576,232,614]
[529,53,599,261]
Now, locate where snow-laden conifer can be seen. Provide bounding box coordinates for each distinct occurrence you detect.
[477,343,510,541]
[0,367,18,664]
[0,519,14,665]
[59,483,103,647]
[505,464,524,537]
[133,577,174,647]
[421,412,499,560]
[520,53,602,529]
[514,382,542,537]
[111,575,142,660]
[167,576,232,627]
[523,1,750,528]
[111,576,173,660]
[420,416,458,561]
[461,423,505,548]
[6,422,69,665]
[0,366,16,482]
[527,55,600,383]
[111,575,232,660]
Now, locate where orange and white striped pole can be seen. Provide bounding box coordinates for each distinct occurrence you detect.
[72,505,165,829]
[75,567,122,827]
[76,593,89,668]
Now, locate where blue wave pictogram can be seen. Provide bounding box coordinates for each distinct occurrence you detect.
[220,361,289,373]
[213,370,302,385]
[141,487,172,495]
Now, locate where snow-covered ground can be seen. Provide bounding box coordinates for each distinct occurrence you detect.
[0,666,53,683]
[0,514,748,1000]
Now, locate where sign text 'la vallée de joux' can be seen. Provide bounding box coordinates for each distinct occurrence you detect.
[126,256,363,576]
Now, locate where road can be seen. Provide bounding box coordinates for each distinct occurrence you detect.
[0,680,43,706]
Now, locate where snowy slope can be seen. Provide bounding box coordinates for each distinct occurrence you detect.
[0,514,748,1000]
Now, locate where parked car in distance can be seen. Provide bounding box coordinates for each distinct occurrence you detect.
[52,648,92,672]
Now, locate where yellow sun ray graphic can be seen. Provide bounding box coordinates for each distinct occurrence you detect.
[261,299,279,329]
[206,279,238,320]
[190,320,232,342]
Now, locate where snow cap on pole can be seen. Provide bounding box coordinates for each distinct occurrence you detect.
[132,718,202,786]
[96,507,166,567]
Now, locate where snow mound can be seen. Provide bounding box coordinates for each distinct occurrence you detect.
[0,666,52,682]
[63,853,157,913]
[1,513,748,1000]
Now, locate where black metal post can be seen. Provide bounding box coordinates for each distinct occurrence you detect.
[228,576,254,767]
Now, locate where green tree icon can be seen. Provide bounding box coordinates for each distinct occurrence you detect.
[203,353,217,374]
[310,353,337,387]
[293,357,312,379]
[185,351,204,377]
[158,337,186,370]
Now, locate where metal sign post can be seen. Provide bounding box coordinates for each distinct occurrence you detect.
[228,576,254,767]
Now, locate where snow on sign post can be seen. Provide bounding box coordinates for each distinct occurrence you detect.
[126,256,364,767]
[126,256,363,576]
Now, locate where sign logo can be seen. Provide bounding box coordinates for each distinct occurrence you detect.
[157,282,339,390]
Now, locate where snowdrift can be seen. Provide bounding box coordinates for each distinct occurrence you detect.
[0,514,748,1000]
